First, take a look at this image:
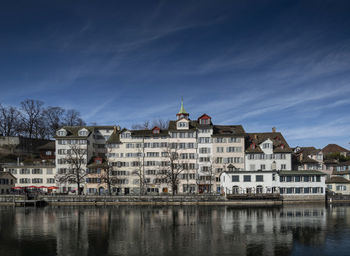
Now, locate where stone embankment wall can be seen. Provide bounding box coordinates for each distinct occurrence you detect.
[327,194,350,203]
[0,194,328,206]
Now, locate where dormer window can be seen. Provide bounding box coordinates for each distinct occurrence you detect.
[179,122,187,127]
[198,114,211,125]
[152,127,160,134]
[79,130,88,136]
[57,129,66,136]
[263,143,271,149]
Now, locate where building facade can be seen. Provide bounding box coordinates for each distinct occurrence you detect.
[0,171,16,194]
[55,126,115,193]
[221,170,326,200]
[245,130,292,171]
[84,102,245,195]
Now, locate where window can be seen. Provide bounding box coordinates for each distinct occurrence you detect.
[199,147,210,154]
[263,143,271,149]
[79,130,88,136]
[57,130,66,136]
[32,169,42,174]
[8,169,17,174]
[178,122,187,128]
[215,138,226,143]
[199,137,210,143]
[281,164,287,170]
[229,137,241,143]
[47,178,55,183]
[316,176,321,182]
[243,175,251,182]
[199,119,210,125]
[20,169,30,174]
[260,164,266,170]
[199,157,210,162]
[256,175,264,182]
[32,178,43,184]
[216,147,224,153]
[216,157,223,164]
[226,147,242,152]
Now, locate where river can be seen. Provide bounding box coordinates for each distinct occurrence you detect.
[0,204,350,255]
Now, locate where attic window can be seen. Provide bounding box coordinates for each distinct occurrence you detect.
[199,119,210,125]
[152,128,160,134]
[178,122,187,127]
[79,130,88,136]
[57,130,66,136]
[263,143,271,149]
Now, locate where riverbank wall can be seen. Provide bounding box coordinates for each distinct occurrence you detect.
[0,194,329,206]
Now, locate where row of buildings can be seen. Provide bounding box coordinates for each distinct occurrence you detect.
[1,100,349,198]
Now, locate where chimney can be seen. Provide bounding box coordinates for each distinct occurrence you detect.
[272,127,276,133]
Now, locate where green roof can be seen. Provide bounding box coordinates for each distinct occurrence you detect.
[177,98,188,115]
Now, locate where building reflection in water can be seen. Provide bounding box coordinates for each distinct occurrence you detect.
[0,204,349,256]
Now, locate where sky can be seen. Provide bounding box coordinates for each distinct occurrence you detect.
[0,0,350,149]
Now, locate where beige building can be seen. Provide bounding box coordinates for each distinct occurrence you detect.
[0,171,16,194]
[3,164,56,189]
[95,101,245,195]
[326,176,350,195]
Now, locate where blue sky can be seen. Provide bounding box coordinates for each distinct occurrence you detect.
[1,0,350,149]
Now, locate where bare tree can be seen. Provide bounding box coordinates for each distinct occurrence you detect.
[63,109,86,126]
[97,163,120,196]
[43,106,64,137]
[196,157,216,194]
[152,119,169,129]
[0,104,21,136]
[158,146,186,196]
[132,147,147,195]
[132,119,169,130]
[132,120,151,130]
[20,99,44,138]
[56,144,87,195]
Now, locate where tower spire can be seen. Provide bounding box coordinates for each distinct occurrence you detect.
[176,98,189,120]
[178,97,188,114]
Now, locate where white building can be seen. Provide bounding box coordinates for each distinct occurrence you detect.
[55,125,115,193]
[221,170,326,200]
[245,129,292,171]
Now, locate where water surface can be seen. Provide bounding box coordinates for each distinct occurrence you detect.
[0,204,350,256]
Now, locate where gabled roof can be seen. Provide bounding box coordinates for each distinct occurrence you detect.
[322,144,350,154]
[212,125,245,137]
[336,160,350,167]
[54,126,115,139]
[246,132,292,153]
[37,141,55,150]
[326,176,350,184]
[198,113,211,120]
[0,171,17,180]
[295,146,321,155]
[131,129,169,137]
[168,120,199,131]
[107,130,122,144]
